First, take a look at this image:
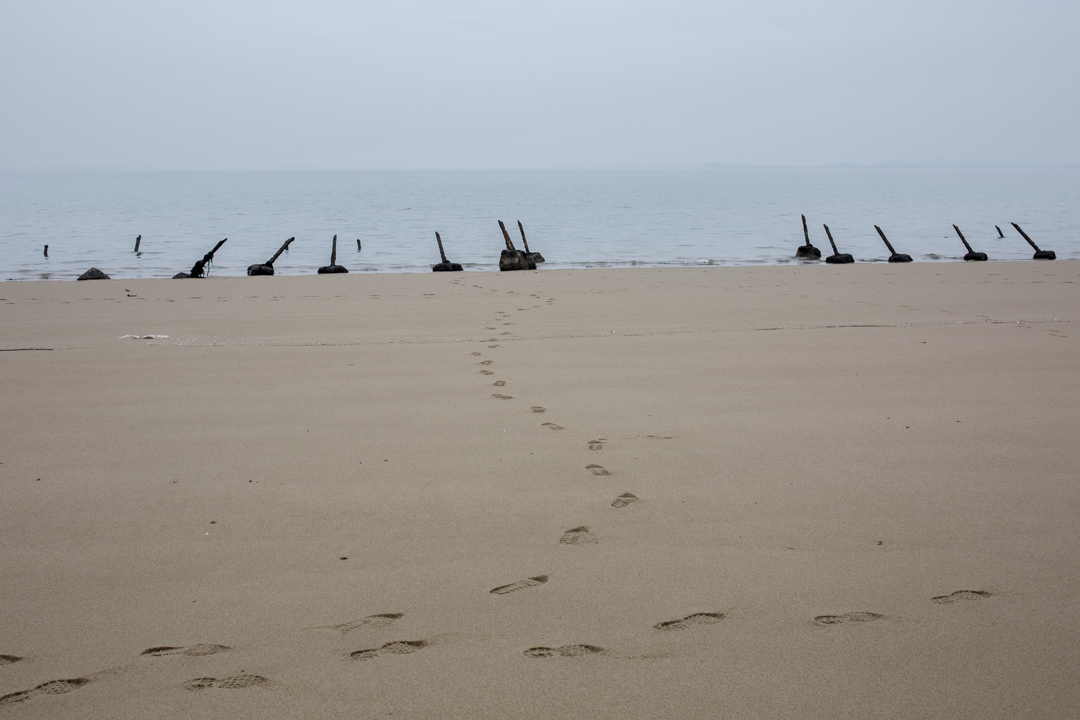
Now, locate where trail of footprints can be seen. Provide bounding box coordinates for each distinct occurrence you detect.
[464,300,931,662]
[0,585,991,704]
[457,305,991,653]
[0,295,998,705]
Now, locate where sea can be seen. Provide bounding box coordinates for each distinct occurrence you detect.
[1,167,1077,281]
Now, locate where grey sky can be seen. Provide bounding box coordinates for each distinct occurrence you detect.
[1,0,1076,170]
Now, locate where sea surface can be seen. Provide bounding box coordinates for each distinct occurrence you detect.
[1,167,1077,281]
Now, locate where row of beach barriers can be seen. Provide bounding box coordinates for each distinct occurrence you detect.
[75,220,544,280]
[72,216,1056,281]
[794,216,1056,263]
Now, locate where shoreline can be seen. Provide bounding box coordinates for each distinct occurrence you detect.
[1,262,1078,718]
[5,166,1078,282]
[10,255,1077,283]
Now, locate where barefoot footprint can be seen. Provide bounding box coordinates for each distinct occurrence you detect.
[524,644,604,658]
[216,675,270,689]
[559,526,596,545]
[183,675,268,691]
[317,613,404,633]
[654,612,725,631]
[490,575,549,595]
[142,644,230,657]
[350,640,428,660]
[931,590,991,604]
[814,612,885,626]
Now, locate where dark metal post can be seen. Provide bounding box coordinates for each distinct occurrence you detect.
[875,226,912,262]
[953,225,987,261]
[1011,223,1056,259]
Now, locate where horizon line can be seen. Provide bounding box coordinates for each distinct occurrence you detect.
[3,160,1078,173]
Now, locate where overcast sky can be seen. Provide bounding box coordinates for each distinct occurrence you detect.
[1,0,1076,170]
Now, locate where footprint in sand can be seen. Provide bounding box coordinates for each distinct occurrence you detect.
[531,406,546,413]
[542,422,564,430]
[486,327,497,330]
[490,575,549,595]
[492,393,513,400]
[1,679,91,706]
[183,675,269,691]
[142,644,230,657]
[488,344,500,348]
[470,352,482,356]
[524,644,604,659]
[0,655,22,665]
[586,464,612,476]
[654,612,724,631]
[500,332,512,335]
[931,590,992,604]
[494,380,507,387]
[480,370,494,375]
[611,492,638,508]
[559,526,596,545]
[316,613,404,633]
[814,612,885,626]
[479,360,493,365]
[350,640,428,661]
[588,439,606,451]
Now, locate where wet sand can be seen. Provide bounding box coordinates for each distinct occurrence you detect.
[1,263,1078,719]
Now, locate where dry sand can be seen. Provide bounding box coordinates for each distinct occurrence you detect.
[1,262,1078,719]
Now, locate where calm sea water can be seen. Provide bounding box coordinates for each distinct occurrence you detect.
[2,168,1077,281]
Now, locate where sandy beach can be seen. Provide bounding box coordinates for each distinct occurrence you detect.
[1,262,1078,719]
